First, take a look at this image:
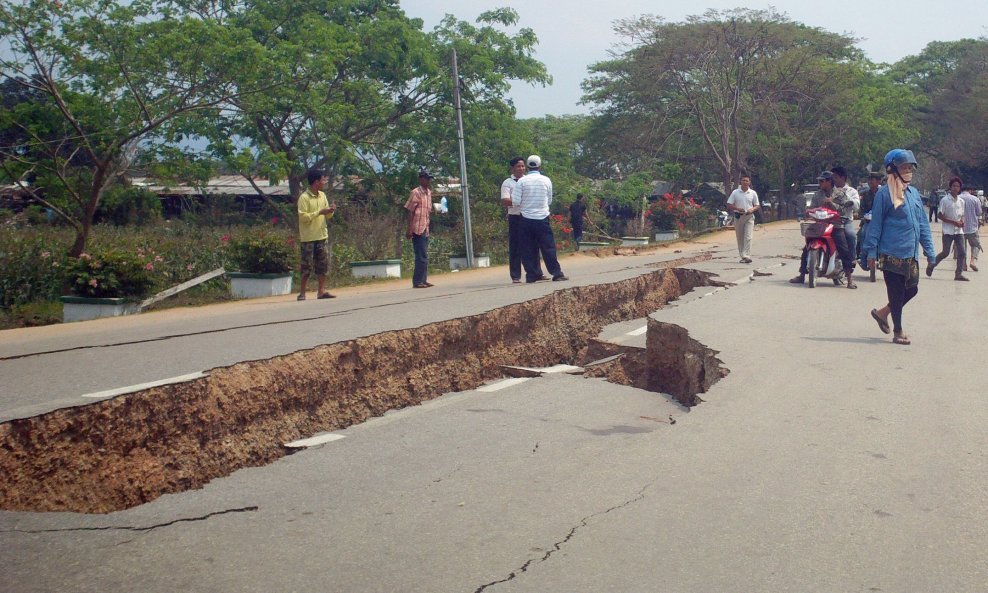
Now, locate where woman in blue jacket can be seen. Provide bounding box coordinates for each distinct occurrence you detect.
[861,149,936,345]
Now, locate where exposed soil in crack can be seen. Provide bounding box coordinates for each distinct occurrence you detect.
[580,318,729,407]
[0,260,722,514]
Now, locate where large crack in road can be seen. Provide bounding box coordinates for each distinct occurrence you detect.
[0,261,728,514]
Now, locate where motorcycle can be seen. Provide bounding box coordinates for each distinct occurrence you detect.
[799,207,844,288]
[716,210,732,227]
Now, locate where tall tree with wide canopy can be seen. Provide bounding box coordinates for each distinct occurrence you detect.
[891,39,988,186]
[582,9,882,197]
[0,0,270,256]
[168,0,550,204]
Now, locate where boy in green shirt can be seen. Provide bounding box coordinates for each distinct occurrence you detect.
[297,169,336,300]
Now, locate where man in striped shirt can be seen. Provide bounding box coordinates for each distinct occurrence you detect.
[511,155,568,283]
[405,170,434,288]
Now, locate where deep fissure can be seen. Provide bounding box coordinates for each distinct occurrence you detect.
[0,262,727,514]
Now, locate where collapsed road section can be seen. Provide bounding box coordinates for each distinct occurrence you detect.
[0,263,727,514]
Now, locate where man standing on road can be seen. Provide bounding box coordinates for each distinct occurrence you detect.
[929,191,939,222]
[569,193,588,246]
[959,184,982,272]
[790,171,856,287]
[406,170,435,288]
[927,177,968,281]
[297,169,337,301]
[512,155,568,283]
[501,156,540,284]
[726,175,759,263]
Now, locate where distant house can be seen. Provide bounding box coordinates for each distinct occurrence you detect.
[693,182,727,205]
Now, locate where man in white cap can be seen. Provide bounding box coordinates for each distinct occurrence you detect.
[511,155,568,282]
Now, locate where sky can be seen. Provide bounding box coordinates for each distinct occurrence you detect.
[401,0,988,119]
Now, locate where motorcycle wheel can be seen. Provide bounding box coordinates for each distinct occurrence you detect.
[807,248,819,288]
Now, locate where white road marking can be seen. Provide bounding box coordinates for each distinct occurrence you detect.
[81,372,208,400]
[284,433,346,448]
[626,325,648,336]
[540,364,583,374]
[478,377,530,392]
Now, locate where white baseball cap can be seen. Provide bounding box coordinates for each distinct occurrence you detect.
[527,154,541,168]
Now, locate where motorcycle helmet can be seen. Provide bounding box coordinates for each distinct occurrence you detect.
[883,149,918,172]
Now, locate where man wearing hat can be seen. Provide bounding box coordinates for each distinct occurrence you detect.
[405,169,435,288]
[790,170,856,287]
[511,155,568,282]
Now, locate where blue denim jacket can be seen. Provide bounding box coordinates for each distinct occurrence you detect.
[861,185,936,261]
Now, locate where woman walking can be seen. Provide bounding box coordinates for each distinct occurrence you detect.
[861,149,936,345]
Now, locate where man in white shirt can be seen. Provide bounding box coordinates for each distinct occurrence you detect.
[726,175,759,263]
[959,186,982,272]
[927,176,968,281]
[511,154,568,282]
[501,156,540,283]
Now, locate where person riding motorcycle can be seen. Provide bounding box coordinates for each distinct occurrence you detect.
[790,171,857,288]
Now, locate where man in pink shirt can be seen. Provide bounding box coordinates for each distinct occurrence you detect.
[405,170,434,288]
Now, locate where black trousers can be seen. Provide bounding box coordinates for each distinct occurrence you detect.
[519,216,562,282]
[508,214,540,281]
[883,269,919,333]
[934,234,966,276]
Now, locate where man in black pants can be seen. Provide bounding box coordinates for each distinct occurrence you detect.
[569,193,587,245]
[501,157,541,283]
[512,155,568,283]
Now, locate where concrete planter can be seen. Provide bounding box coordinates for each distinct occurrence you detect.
[60,296,140,323]
[578,241,612,252]
[654,230,680,241]
[620,236,650,246]
[449,254,490,270]
[350,259,402,279]
[227,272,293,298]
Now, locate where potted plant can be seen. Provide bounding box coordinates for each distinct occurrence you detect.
[224,232,295,298]
[60,250,156,322]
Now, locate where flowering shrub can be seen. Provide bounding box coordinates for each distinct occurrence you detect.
[225,232,295,274]
[549,214,575,251]
[64,250,156,299]
[648,193,701,231]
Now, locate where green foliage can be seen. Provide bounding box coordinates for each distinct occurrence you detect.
[96,186,162,226]
[0,229,70,308]
[583,9,866,191]
[225,232,295,274]
[64,250,156,299]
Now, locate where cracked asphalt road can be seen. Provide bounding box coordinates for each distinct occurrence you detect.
[3,222,988,592]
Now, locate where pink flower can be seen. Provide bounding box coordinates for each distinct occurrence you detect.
[88,278,98,287]
[145,263,154,271]
[270,217,280,226]
[186,264,195,271]
[41,251,51,259]
[79,253,91,260]
[154,255,163,262]
[221,234,231,243]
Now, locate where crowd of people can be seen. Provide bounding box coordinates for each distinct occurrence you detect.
[737,149,981,346]
[295,148,981,347]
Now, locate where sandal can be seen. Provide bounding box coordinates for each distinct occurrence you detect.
[892,333,911,345]
[296,293,306,301]
[870,309,890,334]
[317,292,336,299]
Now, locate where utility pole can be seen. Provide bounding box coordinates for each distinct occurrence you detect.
[451,48,475,268]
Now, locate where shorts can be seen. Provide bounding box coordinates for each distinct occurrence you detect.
[299,239,329,275]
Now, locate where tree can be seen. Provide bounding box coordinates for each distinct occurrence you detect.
[0,0,269,256]
[582,9,866,198]
[891,39,988,186]
[169,1,550,209]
